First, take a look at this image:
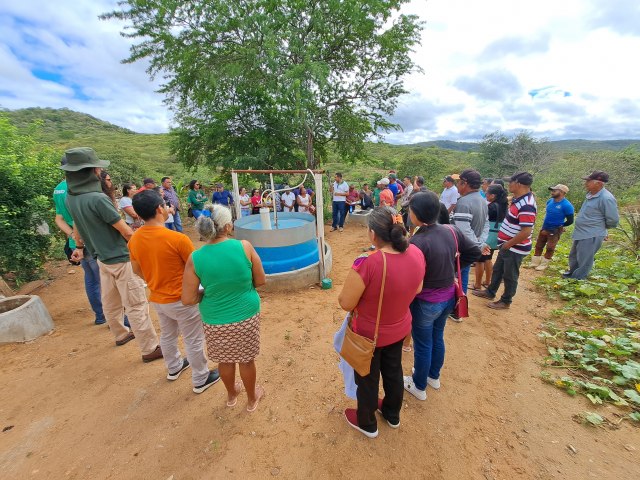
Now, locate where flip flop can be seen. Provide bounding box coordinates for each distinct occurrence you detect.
[469,285,481,291]
[247,385,265,412]
[402,346,412,352]
[226,381,244,407]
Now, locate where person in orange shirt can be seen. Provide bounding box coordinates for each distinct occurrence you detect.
[378,178,395,207]
[128,190,220,393]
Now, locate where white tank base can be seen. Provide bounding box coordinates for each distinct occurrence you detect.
[0,295,54,344]
[259,243,333,292]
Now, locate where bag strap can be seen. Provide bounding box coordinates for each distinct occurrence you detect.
[446,226,464,294]
[372,251,387,347]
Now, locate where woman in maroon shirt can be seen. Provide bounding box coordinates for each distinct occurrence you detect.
[338,207,425,438]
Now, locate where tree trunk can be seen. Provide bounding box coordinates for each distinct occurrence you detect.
[305,125,316,170]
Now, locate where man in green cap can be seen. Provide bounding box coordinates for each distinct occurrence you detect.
[62,147,162,363]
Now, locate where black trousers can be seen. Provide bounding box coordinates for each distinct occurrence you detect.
[354,339,404,432]
[487,248,525,304]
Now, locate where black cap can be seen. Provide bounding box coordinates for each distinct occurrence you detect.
[582,171,609,183]
[509,172,534,186]
[443,175,455,182]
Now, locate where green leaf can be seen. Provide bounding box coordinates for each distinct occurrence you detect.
[583,412,604,425]
[629,412,640,422]
[624,389,640,405]
[602,307,623,317]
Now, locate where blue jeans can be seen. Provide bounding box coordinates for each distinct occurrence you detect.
[460,264,470,294]
[332,201,347,228]
[192,209,203,219]
[410,297,455,391]
[81,255,104,323]
[173,211,183,232]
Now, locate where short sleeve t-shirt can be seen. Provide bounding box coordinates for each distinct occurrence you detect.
[282,192,296,208]
[119,196,135,224]
[332,181,349,202]
[543,198,574,230]
[53,180,75,248]
[498,192,537,254]
[379,189,394,206]
[128,226,195,303]
[351,246,425,347]
[440,186,459,209]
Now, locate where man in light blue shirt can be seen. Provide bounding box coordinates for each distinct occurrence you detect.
[563,171,619,280]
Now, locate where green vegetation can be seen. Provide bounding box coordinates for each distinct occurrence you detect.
[535,230,640,425]
[0,116,60,284]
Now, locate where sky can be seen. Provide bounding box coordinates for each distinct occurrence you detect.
[1,0,639,144]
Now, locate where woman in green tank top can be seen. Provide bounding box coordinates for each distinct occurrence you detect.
[183,204,267,412]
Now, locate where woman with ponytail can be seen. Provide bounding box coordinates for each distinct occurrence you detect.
[404,192,480,401]
[182,204,267,412]
[338,206,425,438]
[473,184,508,289]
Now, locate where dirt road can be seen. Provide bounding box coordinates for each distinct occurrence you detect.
[0,223,637,479]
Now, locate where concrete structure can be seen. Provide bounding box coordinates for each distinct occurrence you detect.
[345,209,372,227]
[234,211,332,291]
[0,295,54,343]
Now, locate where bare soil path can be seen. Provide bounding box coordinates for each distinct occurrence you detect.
[1,223,638,479]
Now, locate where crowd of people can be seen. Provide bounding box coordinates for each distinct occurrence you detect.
[53,146,620,431]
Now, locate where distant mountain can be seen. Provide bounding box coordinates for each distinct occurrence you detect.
[548,139,640,152]
[410,139,640,153]
[2,107,134,142]
[411,140,479,152]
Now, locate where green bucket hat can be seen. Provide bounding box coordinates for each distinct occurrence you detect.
[60,147,110,171]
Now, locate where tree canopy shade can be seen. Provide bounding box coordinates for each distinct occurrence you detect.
[101,0,423,170]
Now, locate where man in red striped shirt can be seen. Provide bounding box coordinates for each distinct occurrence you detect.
[472,172,537,309]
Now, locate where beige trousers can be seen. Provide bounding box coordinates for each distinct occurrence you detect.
[97,260,158,355]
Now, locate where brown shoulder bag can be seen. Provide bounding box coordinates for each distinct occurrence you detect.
[340,251,387,376]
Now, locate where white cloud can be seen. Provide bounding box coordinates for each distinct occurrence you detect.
[1,0,639,142]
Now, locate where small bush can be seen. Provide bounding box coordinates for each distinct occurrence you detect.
[0,116,61,283]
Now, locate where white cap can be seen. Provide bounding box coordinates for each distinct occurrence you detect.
[379,178,390,185]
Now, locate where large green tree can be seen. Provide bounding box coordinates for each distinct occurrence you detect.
[102,0,423,170]
[477,130,555,177]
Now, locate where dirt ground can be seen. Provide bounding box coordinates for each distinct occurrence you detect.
[0,222,638,480]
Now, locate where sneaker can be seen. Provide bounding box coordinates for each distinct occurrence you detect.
[115,332,135,346]
[142,345,163,363]
[338,227,344,232]
[167,359,190,381]
[193,369,220,394]
[344,408,378,438]
[94,317,106,325]
[376,399,400,428]
[449,314,463,323]
[404,375,427,401]
[427,377,441,390]
[330,227,337,232]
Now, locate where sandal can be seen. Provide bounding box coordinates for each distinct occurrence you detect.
[226,381,244,407]
[469,285,481,291]
[402,346,412,352]
[247,385,265,412]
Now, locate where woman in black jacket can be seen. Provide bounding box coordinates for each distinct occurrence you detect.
[404,192,481,401]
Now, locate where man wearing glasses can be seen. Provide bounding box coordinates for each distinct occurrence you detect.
[563,171,619,279]
[472,172,537,310]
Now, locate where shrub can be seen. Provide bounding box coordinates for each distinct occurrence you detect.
[0,116,61,283]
